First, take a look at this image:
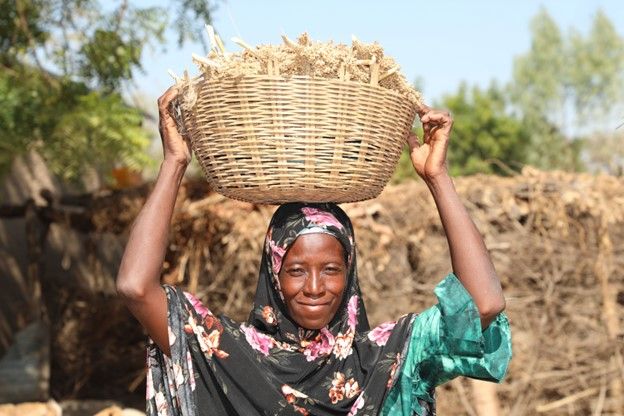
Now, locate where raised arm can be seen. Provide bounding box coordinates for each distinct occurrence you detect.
[116,86,191,357]
[407,106,505,329]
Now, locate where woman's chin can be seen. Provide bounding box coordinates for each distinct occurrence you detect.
[294,316,330,330]
[289,304,336,329]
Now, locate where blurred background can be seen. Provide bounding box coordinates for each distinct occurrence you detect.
[0,0,623,414]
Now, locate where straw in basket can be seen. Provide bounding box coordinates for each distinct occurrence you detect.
[171,30,421,204]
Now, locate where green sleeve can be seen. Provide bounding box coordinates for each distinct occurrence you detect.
[381,272,512,416]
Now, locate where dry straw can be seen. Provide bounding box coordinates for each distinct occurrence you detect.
[170,27,424,204]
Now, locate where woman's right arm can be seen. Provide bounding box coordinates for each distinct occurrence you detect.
[116,86,191,357]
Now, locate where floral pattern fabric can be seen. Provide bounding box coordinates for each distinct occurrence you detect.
[145,203,512,416]
[146,203,416,415]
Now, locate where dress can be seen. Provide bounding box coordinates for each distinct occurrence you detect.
[379,273,511,416]
[144,200,511,416]
[146,272,511,416]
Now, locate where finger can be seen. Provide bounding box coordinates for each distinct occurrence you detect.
[159,110,181,136]
[158,88,177,106]
[157,86,180,110]
[423,123,432,141]
[428,125,443,140]
[421,110,451,125]
[406,132,421,149]
[416,104,431,118]
[159,108,174,126]
[163,84,179,98]
[420,108,448,118]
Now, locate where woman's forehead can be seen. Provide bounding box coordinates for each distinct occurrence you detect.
[287,233,344,252]
[267,204,354,264]
[282,233,348,267]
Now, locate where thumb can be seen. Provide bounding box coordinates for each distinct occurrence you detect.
[406,132,421,151]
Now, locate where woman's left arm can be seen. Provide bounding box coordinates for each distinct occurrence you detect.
[407,106,505,329]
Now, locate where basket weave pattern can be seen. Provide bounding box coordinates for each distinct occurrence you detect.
[180,75,417,204]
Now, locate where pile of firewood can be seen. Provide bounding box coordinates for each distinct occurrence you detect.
[2,166,622,414]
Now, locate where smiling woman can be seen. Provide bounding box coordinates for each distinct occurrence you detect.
[121,202,511,416]
[116,86,512,416]
[278,233,348,330]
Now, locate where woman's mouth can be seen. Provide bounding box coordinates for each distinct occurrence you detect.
[297,301,331,311]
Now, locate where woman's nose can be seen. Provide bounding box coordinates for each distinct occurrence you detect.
[302,270,325,298]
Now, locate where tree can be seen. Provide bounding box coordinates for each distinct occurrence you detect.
[392,81,531,182]
[438,82,531,176]
[569,10,624,175]
[510,8,624,174]
[0,0,215,187]
[569,10,624,124]
[510,8,584,172]
[392,82,530,182]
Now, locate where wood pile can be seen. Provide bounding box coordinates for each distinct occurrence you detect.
[1,166,622,414]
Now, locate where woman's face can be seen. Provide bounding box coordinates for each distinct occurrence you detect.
[278,233,347,330]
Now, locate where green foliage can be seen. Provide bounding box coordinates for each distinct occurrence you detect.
[0,0,214,187]
[391,82,531,183]
[0,63,153,183]
[391,7,624,182]
[0,0,49,54]
[172,0,217,48]
[512,8,567,123]
[48,92,153,181]
[519,114,586,173]
[80,29,143,91]
[440,82,530,176]
[569,11,624,176]
[510,8,624,173]
[568,10,624,123]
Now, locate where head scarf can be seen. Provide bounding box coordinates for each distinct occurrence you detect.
[158,202,415,416]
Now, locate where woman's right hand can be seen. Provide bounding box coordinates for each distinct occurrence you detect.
[157,86,192,166]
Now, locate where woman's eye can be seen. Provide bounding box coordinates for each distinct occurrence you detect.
[288,268,304,275]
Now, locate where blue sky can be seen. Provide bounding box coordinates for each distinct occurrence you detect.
[133,0,624,104]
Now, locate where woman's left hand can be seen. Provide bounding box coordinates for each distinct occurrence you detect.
[406,106,453,181]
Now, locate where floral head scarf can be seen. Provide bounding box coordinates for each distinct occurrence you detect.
[151,202,415,416]
[248,203,365,344]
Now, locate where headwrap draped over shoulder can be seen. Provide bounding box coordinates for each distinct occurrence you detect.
[146,202,415,416]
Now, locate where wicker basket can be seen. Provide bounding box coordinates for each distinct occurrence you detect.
[176,74,417,204]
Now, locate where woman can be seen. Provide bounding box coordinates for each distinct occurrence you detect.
[116,86,512,415]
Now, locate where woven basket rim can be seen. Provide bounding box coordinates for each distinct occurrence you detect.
[182,73,418,107]
[176,70,418,204]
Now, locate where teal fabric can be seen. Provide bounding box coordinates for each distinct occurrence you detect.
[380,273,512,416]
